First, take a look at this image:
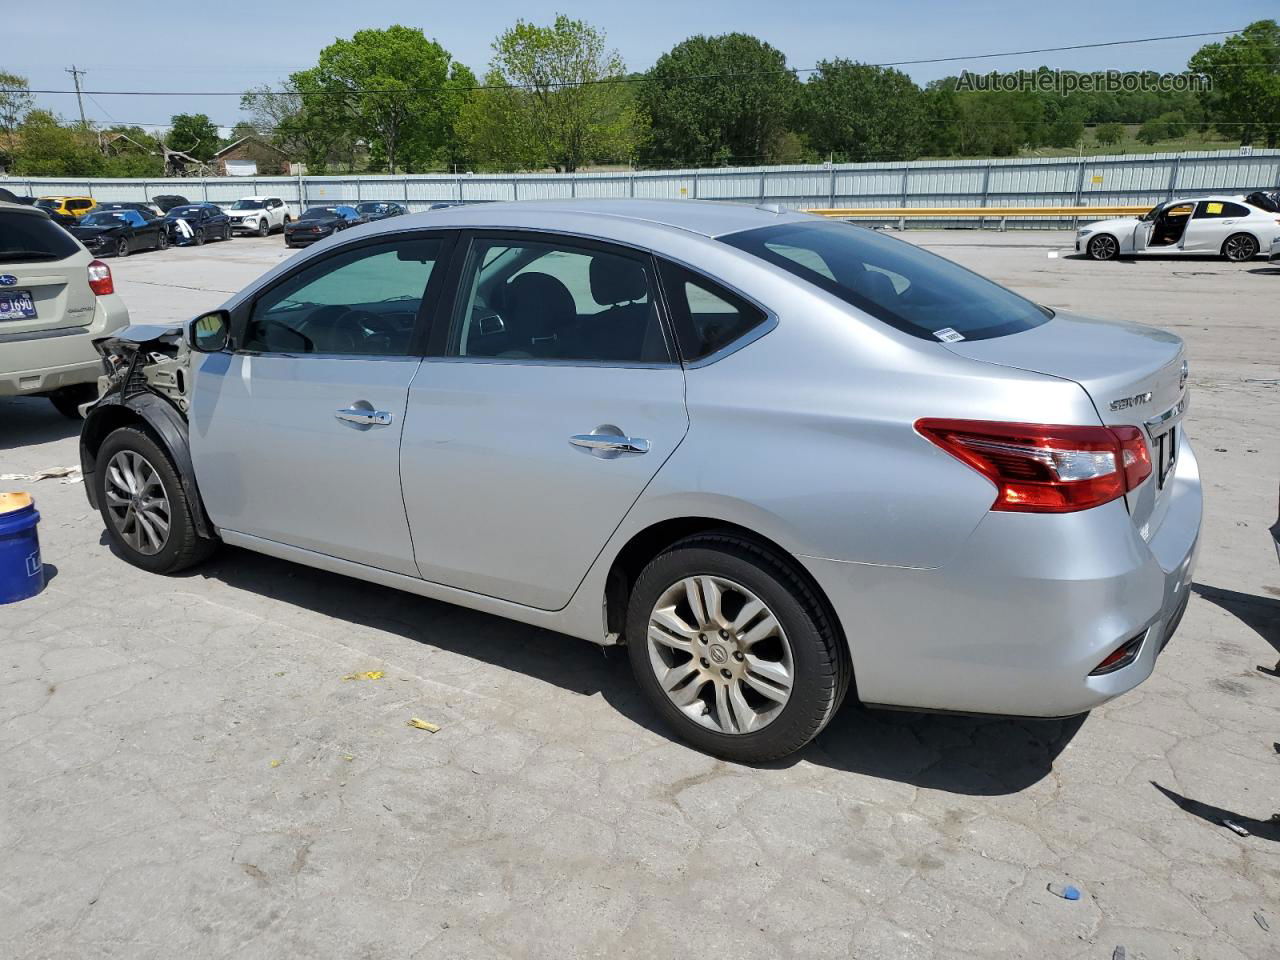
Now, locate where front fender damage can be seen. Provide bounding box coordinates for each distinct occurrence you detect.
[80,324,215,539]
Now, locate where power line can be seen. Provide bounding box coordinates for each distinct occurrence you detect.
[4,28,1255,98]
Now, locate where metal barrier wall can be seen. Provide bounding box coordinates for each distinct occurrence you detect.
[4,149,1278,229]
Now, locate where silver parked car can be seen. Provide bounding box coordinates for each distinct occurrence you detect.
[80,200,1201,761]
[1078,194,1280,261]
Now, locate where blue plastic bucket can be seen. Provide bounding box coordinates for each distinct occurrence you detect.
[0,493,44,604]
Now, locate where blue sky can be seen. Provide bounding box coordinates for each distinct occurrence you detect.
[7,1,1275,132]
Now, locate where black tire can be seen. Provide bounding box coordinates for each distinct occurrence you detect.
[625,533,850,762]
[282,215,291,230]
[222,223,231,241]
[1222,232,1258,262]
[95,426,216,574]
[115,236,130,258]
[1087,233,1119,261]
[193,228,205,246]
[157,230,169,251]
[257,218,269,237]
[48,383,98,419]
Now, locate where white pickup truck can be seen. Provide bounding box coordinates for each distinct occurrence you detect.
[224,197,292,236]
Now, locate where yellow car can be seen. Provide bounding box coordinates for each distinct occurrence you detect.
[35,195,97,221]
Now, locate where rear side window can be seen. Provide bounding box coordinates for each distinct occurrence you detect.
[0,211,80,262]
[656,261,766,362]
[721,220,1050,342]
[1193,200,1249,219]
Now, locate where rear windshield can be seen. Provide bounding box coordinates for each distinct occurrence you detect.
[0,211,81,262]
[301,208,337,219]
[720,220,1051,342]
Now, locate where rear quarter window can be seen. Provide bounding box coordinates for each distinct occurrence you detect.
[656,260,767,361]
[0,211,81,262]
[720,220,1050,342]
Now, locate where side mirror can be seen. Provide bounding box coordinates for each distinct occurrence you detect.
[189,310,230,353]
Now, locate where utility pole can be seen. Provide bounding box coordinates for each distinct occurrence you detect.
[65,65,88,127]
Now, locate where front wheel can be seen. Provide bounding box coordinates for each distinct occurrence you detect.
[157,230,169,251]
[626,534,849,762]
[95,426,216,574]
[193,228,205,246]
[257,218,269,237]
[1222,233,1259,262]
[1087,234,1119,260]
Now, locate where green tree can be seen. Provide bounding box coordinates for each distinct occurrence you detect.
[638,33,799,166]
[100,125,163,177]
[458,15,635,172]
[1136,116,1168,146]
[799,60,924,162]
[12,110,102,176]
[0,71,33,159]
[313,25,459,173]
[1155,110,1188,140]
[167,113,219,160]
[242,71,355,174]
[1190,20,1280,147]
[1093,122,1125,147]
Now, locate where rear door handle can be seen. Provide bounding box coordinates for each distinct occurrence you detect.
[569,433,650,456]
[335,407,393,426]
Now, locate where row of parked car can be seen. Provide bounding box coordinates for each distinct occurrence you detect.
[0,187,451,258]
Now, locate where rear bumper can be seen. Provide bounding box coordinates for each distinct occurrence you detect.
[0,294,130,396]
[804,434,1202,717]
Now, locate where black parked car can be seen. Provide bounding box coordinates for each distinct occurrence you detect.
[354,200,407,221]
[152,194,190,213]
[69,209,168,257]
[164,203,233,245]
[284,205,363,247]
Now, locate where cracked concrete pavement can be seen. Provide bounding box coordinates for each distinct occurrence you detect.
[1,231,1278,959]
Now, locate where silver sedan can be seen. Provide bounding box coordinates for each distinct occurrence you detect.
[81,200,1202,761]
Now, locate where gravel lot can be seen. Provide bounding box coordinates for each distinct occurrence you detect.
[1,229,1278,960]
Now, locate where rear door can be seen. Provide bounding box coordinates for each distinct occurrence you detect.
[401,231,688,610]
[1181,200,1249,254]
[0,210,94,336]
[190,232,455,575]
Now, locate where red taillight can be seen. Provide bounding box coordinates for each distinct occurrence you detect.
[87,259,113,296]
[915,419,1151,514]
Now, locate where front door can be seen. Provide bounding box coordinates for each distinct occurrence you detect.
[401,232,688,610]
[190,233,453,575]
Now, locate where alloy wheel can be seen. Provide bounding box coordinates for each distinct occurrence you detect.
[104,450,172,556]
[645,575,794,734]
[1089,235,1117,260]
[1224,234,1257,262]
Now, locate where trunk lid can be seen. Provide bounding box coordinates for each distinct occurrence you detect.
[1,250,97,336]
[942,310,1187,536]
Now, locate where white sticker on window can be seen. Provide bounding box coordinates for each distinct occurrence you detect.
[933,327,965,343]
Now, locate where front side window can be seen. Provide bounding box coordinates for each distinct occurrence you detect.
[242,237,444,356]
[450,236,669,364]
[721,220,1050,342]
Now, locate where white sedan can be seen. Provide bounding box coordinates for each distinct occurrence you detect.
[1077,195,1280,262]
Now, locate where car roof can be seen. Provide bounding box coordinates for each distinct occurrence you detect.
[362,198,815,241]
[0,199,50,219]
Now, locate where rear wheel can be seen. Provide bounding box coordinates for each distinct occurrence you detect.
[626,534,849,762]
[48,383,98,419]
[95,426,215,574]
[115,237,130,258]
[222,223,231,241]
[1087,234,1119,260]
[1222,233,1258,262]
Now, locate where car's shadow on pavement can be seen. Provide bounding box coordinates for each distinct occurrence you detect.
[0,397,81,452]
[195,545,1085,796]
[1192,583,1280,654]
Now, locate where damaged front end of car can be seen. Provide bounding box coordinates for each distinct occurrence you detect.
[79,324,216,539]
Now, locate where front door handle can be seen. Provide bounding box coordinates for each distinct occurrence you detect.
[570,431,650,457]
[335,407,393,426]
